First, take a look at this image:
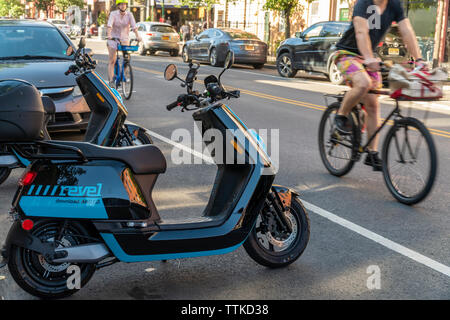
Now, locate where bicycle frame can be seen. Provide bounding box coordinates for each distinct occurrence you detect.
[113,50,129,88]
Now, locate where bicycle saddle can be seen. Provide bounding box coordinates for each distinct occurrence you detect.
[50,141,167,175]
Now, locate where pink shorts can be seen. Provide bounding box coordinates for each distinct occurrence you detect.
[335,50,382,90]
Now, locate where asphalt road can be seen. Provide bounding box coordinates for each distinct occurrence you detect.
[0,43,449,299]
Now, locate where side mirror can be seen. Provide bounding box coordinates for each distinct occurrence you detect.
[194,36,200,41]
[295,32,303,39]
[78,37,86,49]
[164,64,178,81]
[224,50,234,69]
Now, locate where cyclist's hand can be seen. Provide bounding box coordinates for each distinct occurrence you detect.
[364,57,382,72]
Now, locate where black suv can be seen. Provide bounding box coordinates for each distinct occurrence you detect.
[276,21,409,84]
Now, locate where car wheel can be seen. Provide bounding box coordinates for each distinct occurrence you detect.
[182,46,190,63]
[328,60,345,85]
[170,49,179,57]
[209,48,221,67]
[149,50,156,56]
[138,42,147,56]
[277,53,297,78]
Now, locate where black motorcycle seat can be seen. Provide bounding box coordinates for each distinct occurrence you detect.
[50,141,167,174]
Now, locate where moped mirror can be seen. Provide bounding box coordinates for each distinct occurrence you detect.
[66,46,74,56]
[164,64,178,81]
[224,51,234,70]
[78,37,86,49]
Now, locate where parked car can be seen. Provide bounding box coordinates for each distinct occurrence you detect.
[130,22,180,56]
[0,19,90,132]
[276,21,409,84]
[182,28,268,69]
[47,18,71,36]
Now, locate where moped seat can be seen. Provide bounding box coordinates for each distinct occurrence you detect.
[50,141,167,174]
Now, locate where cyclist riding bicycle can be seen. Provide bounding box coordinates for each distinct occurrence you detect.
[333,0,425,171]
[106,0,142,87]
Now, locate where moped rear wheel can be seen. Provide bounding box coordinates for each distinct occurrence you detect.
[8,220,96,299]
[243,197,310,268]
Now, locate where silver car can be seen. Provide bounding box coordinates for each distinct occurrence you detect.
[131,22,180,56]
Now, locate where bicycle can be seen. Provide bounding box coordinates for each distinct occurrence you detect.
[109,37,139,100]
[318,62,438,205]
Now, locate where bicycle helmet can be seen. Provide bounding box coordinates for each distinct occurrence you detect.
[116,0,128,4]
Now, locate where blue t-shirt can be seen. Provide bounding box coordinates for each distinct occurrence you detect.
[336,0,406,54]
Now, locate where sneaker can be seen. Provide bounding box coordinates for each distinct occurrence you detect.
[335,114,353,135]
[364,151,383,171]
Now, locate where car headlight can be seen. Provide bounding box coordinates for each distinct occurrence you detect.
[72,85,83,98]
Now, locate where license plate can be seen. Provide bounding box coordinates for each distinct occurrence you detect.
[388,48,399,55]
[162,36,170,40]
[245,45,255,51]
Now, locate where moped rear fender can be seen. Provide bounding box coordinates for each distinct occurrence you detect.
[0,221,54,266]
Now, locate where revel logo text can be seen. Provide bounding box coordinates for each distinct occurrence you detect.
[27,183,103,197]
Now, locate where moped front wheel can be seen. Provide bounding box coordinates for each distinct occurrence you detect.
[243,197,310,268]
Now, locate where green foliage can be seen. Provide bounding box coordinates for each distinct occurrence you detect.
[97,11,107,26]
[179,0,220,9]
[55,0,85,13]
[263,0,300,16]
[0,0,25,18]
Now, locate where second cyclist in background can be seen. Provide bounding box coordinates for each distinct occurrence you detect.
[106,0,142,87]
[333,0,425,171]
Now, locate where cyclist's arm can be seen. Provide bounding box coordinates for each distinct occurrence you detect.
[397,18,422,60]
[354,16,380,70]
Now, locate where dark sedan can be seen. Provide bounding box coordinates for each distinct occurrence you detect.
[276,21,409,85]
[182,28,268,69]
[0,19,90,132]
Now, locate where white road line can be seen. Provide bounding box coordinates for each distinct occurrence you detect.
[302,201,450,278]
[145,128,450,278]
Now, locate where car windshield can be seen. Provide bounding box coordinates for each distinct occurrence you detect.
[0,26,72,60]
[150,25,176,33]
[227,31,259,40]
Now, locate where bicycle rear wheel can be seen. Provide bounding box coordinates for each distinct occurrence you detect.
[382,117,437,205]
[318,102,360,177]
[122,62,133,100]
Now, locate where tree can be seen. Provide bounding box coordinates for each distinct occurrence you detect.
[264,0,305,39]
[55,0,85,14]
[0,0,25,18]
[180,0,220,27]
[34,0,54,18]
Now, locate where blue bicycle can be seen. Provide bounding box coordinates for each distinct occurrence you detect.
[109,37,138,100]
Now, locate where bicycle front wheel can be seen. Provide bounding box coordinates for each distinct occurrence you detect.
[122,63,133,100]
[382,117,437,205]
[318,102,359,177]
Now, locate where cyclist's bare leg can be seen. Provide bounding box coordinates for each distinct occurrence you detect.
[338,71,371,117]
[361,93,380,152]
[107,45,117,82]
